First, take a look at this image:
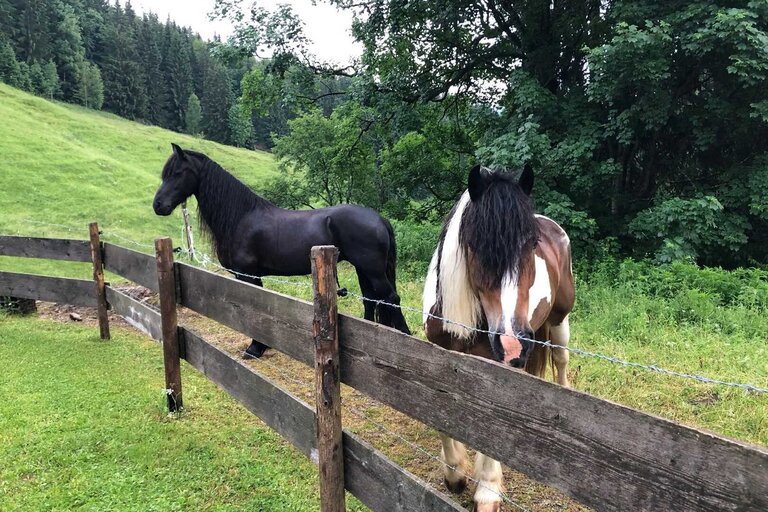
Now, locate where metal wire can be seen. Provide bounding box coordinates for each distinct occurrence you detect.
[344,290,768,394]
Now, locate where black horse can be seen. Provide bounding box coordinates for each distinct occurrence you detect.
[153,144,411,358]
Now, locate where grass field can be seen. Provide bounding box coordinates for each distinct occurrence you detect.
[0,313,366,511]
[1,84,767,511]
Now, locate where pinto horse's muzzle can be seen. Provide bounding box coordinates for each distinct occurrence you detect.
[490,331,534,368]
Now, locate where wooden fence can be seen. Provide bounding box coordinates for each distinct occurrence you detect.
[1,231,767,512]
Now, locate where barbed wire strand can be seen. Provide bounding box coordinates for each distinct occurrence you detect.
[4,218,767,393]
[253,356,529,512]
[344,290,768,394]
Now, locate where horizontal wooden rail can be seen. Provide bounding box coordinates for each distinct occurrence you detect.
[177,262,314,365]
[0,235,92,262]
[174,261,768,512]
[0,271,94,307]
[102,243,158,292]
[106,285,461,512]
[105,286,162,341]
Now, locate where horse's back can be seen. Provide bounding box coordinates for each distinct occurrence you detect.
[534,214,574,325]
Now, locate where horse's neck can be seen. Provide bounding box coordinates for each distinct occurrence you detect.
[194,162,270,250]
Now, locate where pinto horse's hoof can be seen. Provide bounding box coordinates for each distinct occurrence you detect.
[474,502,501,512]
[444,477,467,495]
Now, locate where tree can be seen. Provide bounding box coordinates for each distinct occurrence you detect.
[270,103,378,208]
[137,13,164,124]
[74,60,103,109]
[185,92,202,135]
[160,23,193,130]
[50,0,88,101]
[228,102,252,147]
[0,38,22,86]
[219,0,768,265]
[201,57,232,143]
[39,59,61,99]
[100,1,147,118]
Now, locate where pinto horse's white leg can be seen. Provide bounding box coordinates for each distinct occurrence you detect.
[550,315,571,387]
[440,433,469,494]
[473,452,504,512]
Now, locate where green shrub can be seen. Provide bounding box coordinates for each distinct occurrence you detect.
[391,220,440,276]
[580,258,768,310]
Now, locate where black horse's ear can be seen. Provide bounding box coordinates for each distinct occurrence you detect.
[468,165,489,201]
[171,143,187,160]
[519,163,534,196]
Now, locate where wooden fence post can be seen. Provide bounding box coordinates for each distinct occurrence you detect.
[155,237,183,412]
[88,222,110,340]
[311,245,345,512]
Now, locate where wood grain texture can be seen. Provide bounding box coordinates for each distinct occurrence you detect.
[155,238,182,412]
[105,286,162,342]
[336,315,768,512]
[89,223,110,340]
[0,235,91,262]
[0,271,94,307]
[311,246,345,512]
[180,327,464,512]
[102,243,157,291]
[176,262,314,365]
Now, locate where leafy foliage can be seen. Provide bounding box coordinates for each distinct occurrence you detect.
[217,0,768,267]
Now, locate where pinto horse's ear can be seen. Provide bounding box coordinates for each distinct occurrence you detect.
[468,165,489,201]
[171,143,187,161]
[519,163,534,196]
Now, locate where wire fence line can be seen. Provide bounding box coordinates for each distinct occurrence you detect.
[4,216,768,394]
[254,355,530,512]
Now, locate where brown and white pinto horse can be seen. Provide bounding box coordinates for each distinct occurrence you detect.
[422,164,575,511]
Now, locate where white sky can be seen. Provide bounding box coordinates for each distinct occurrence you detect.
[132,0,360,64]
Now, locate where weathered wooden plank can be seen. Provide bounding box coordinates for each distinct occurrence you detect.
[155,237,182,412]
[337,315,768,512]
[181,327,464,512]
[311,246,345,512]
[0,235,91,262]
[105,286,162,342]
[89,223,110,339]
[176,262,314,365]
[0,271,94,307]
[102,243,157,291]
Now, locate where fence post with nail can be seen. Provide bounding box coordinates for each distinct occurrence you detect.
[88,222,110,340]
[155,236,183,412]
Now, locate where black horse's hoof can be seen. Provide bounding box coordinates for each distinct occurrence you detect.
[444,477,467,494]
[243,343,269,359]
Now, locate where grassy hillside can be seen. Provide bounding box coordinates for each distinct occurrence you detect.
[0,83,275,247]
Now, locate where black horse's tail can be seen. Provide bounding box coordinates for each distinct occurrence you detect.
[377,219,411,335]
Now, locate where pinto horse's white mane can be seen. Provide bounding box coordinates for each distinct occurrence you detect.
[435,191,482,339]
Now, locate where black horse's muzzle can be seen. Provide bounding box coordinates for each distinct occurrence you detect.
[153,199,174,216]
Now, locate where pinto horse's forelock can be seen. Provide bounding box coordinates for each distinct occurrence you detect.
[459,170,539,291]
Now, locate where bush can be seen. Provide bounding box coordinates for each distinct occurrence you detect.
[582,258,768,310]
[391,220,441,276]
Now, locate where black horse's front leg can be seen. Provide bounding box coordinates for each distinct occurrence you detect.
[235,274,271,359]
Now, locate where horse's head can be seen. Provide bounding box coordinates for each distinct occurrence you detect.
[153,143,201,216]
[461,164,539,367]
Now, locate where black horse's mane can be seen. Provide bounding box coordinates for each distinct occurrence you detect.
[163,150,273,256]
[458,168,539,289]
